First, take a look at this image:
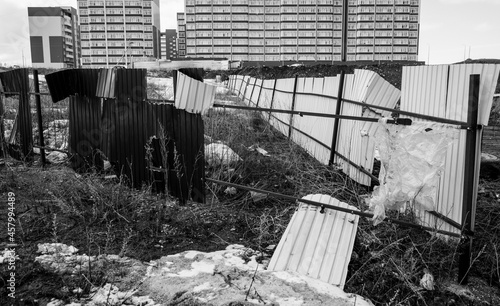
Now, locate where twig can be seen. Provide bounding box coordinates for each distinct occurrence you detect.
[245,263,260,302]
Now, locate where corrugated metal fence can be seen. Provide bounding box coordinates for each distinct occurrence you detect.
[0,68,33,160]
[44,68,205,203]
[229,69,401,186]
[400,64,500,237]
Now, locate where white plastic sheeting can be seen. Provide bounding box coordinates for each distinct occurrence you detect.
[368,120,458,225]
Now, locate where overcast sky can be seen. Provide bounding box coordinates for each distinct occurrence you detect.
[0,0,498,66]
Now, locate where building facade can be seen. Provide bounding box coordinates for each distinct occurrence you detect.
[177,13,186,57]
[160,29,178,59]
[28,7,80,68]
[182,0,419,63]
[77,0,161,67]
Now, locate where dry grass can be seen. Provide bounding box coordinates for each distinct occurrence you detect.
[1,77,499,305]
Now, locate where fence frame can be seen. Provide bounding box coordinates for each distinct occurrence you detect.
[228,72,485,283]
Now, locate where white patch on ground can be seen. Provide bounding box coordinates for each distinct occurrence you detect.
[34,242,373,306]
[205,143,242,166]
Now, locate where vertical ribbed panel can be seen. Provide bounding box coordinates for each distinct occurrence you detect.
[229,70,400,186]
[333,70,401,185]
[175,71,216,114]
[268,194,359,289]
[258,79,275,110]
[96,68,117,99]
[400,64,500,236]
[293,77,340,164]
[269,78,295,135]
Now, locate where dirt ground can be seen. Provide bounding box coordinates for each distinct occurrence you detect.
[1,62,500,305]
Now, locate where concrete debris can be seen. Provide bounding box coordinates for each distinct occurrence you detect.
[34,243,372,306]
[205,143,242,166]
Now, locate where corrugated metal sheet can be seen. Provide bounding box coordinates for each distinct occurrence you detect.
[45,69,100,102]
[143,103,205,203]
[96,68,117,98]
[400,64,500,235]
[269,78,295,135]
[69,96,103,170]
[293,76,340,164]
[44,68,205,203]
[268,194,359,289]
[176,71,216,114]
[340,70,401,186]
[228,71,400,185]
[0,68,33,160]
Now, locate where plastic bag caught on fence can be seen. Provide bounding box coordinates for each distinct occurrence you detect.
[368,119,458,225]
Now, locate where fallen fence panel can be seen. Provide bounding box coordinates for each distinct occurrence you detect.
[268,194,360,289]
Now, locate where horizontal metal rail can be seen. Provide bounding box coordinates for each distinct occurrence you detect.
[0,91,20,96]
[32,145,70,155]
[206,178,462,238]
[231,75,469,128]
[147,98,175,104]
[212,102,412,125]
[28,92,51,96]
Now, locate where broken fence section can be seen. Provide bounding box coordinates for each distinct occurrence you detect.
[229,70,401,186]
[44,68,205,203]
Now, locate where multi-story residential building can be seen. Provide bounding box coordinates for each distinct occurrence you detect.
[183,0,420,63]
[177,13,186,57]
[28,7,81,68]
[77,0,161,67]
[160,29,178,59]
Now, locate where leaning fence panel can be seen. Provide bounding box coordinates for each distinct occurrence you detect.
[269,78,295,136]
[400,64,500,236]
[229,70,401,186]
[292,76,339,164]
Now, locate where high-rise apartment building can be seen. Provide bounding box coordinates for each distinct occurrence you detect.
[177,13,186,57]
[183,0,420,63]
[28,7,81,68]
[160,29,178,59]
[77,0,161,67]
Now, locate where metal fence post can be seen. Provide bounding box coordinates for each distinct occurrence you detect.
[458,74,480,285]
[238,75,245,98]
[269,78,278,122]
[256,79,264,108]
[249,77,258,106]
[329,71,346,165]
[172,70,178,101]
[0,91,4,157]
[288,75,299,138]
[242,77,251,104]
[33,70,46,166]
[19,68,33,161]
